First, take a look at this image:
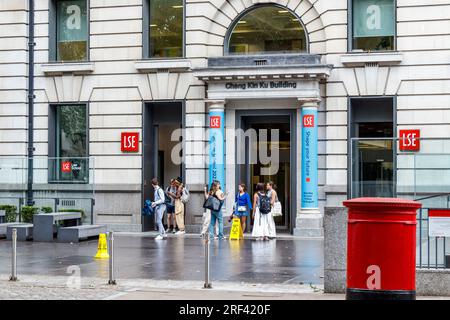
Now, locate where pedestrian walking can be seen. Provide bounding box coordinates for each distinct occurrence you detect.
[165,179,178,234]
[205,180,228,240]
[174,179,186,235]
[266,181,278,239]
[151,178,167,240]
[252,183,272,241]
[231,183,252,234]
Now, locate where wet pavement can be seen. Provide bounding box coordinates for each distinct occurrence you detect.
[0,234,324,285]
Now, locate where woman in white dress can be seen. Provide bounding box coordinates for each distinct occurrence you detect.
[265,182,278,239]
[252,183,272,241]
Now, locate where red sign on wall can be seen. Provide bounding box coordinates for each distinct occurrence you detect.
[303,115,315,128]
[399,129,420,151]
[61,161,71,173]
[210,116,221,129]
[121,132,139,152]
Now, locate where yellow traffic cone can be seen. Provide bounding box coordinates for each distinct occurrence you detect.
[94,233,110,259]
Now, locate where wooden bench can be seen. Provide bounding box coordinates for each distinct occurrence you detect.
[57,225,107,243]
[0,210,5,224]
[0,223,29,238]
[33,212,82,242]
[7,224,33,241]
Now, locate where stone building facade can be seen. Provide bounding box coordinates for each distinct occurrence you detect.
[1,0,449,234]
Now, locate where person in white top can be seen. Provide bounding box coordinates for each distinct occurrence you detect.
[265,181,278,239]
[151,178,167,240]
[252,183,272,241]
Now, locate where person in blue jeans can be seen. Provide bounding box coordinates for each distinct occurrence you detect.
[205,180,228,240]
[231,183,252,234]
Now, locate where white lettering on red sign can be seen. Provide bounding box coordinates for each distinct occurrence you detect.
[210,116,221,129]
[121,132,139,153]
[303,115,315,128]
[399,129,420,151]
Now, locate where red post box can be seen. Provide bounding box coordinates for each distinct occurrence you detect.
[343,197,422,300]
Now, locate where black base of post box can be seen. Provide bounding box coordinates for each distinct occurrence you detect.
[346,289,416,300]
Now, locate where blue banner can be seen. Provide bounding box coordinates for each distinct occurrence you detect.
[208,110,225,187]
[301,108,318,209]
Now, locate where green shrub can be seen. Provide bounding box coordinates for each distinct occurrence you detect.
[0,205,17,222]
[21,206,39,223]
[41,206,53,213]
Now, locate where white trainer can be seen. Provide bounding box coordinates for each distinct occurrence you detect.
[175,230,185,235]
[155,235,164,240]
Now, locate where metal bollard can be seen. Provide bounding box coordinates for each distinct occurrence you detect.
[10,228,17,281]
[203,236,212,289]
[108,232,117,285]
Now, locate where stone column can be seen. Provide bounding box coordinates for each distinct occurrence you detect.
[207,100,225,187]
[294,99,323,237]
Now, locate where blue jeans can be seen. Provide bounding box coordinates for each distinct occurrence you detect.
[155,204,166,236]
[209,210,224,240]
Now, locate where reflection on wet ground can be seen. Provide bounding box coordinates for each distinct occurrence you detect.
[0,236,324,285]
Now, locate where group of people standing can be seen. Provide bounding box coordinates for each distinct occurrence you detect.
[150,176,279,241]
[151,177,188,240]
[202,181,279,241]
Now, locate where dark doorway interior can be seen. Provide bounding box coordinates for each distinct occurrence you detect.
[239,115,292,232]
[143,102,183,232]
[350,98,395,198]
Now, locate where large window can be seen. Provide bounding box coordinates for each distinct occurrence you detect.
[54,105,88,183]
[352,0,395,51]
[149,0,184,58]
[227,6,307,55]
[56,0,88,61]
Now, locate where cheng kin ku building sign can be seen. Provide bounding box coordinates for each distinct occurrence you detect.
[225,81,298,90]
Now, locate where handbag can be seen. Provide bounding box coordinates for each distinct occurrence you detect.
[272,201,283,217]
[203,195,221,211]
[238,206,247,212]
[142,200,154,216]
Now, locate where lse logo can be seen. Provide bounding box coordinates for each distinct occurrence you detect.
[61,161,72,173]
[121,132,139,153]
[303,115,315,128]
[210,116,221,129]
[399,130,420,151]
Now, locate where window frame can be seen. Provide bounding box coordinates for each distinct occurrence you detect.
[143,0,186,59]
[348,0,397,52]
[49,0,90,62]
[48,103,90,184]
[224,4,310,56]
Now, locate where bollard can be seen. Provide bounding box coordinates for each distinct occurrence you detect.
[108,232,117,285]
[10,228,17,281]
[203,236,212,289]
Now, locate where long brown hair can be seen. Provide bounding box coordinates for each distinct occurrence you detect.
[209,180,220,195]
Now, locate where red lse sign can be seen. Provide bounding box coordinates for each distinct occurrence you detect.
[210,116,221,129]
[61,161,71,173]
[121,132,139,152]
[303,115,315,128]
[399,129,420,151]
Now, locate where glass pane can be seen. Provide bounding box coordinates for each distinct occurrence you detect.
[57,0,88,61]
[56,105,88,183]
[352,0,395,51]
[150,0,183,58]
[228,6,306,55]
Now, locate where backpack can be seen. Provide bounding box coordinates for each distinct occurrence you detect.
[164,187,173,205]
[259,194,271,215]
[142,200,154,216]
[181,187,190,204]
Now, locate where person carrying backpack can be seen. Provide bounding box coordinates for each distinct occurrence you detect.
[151,178,167,240]
[251,183,272,241]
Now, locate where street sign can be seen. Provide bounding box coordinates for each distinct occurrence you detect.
[429,209,450,237]
[121,132,139,153]
[399,129,420,151]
